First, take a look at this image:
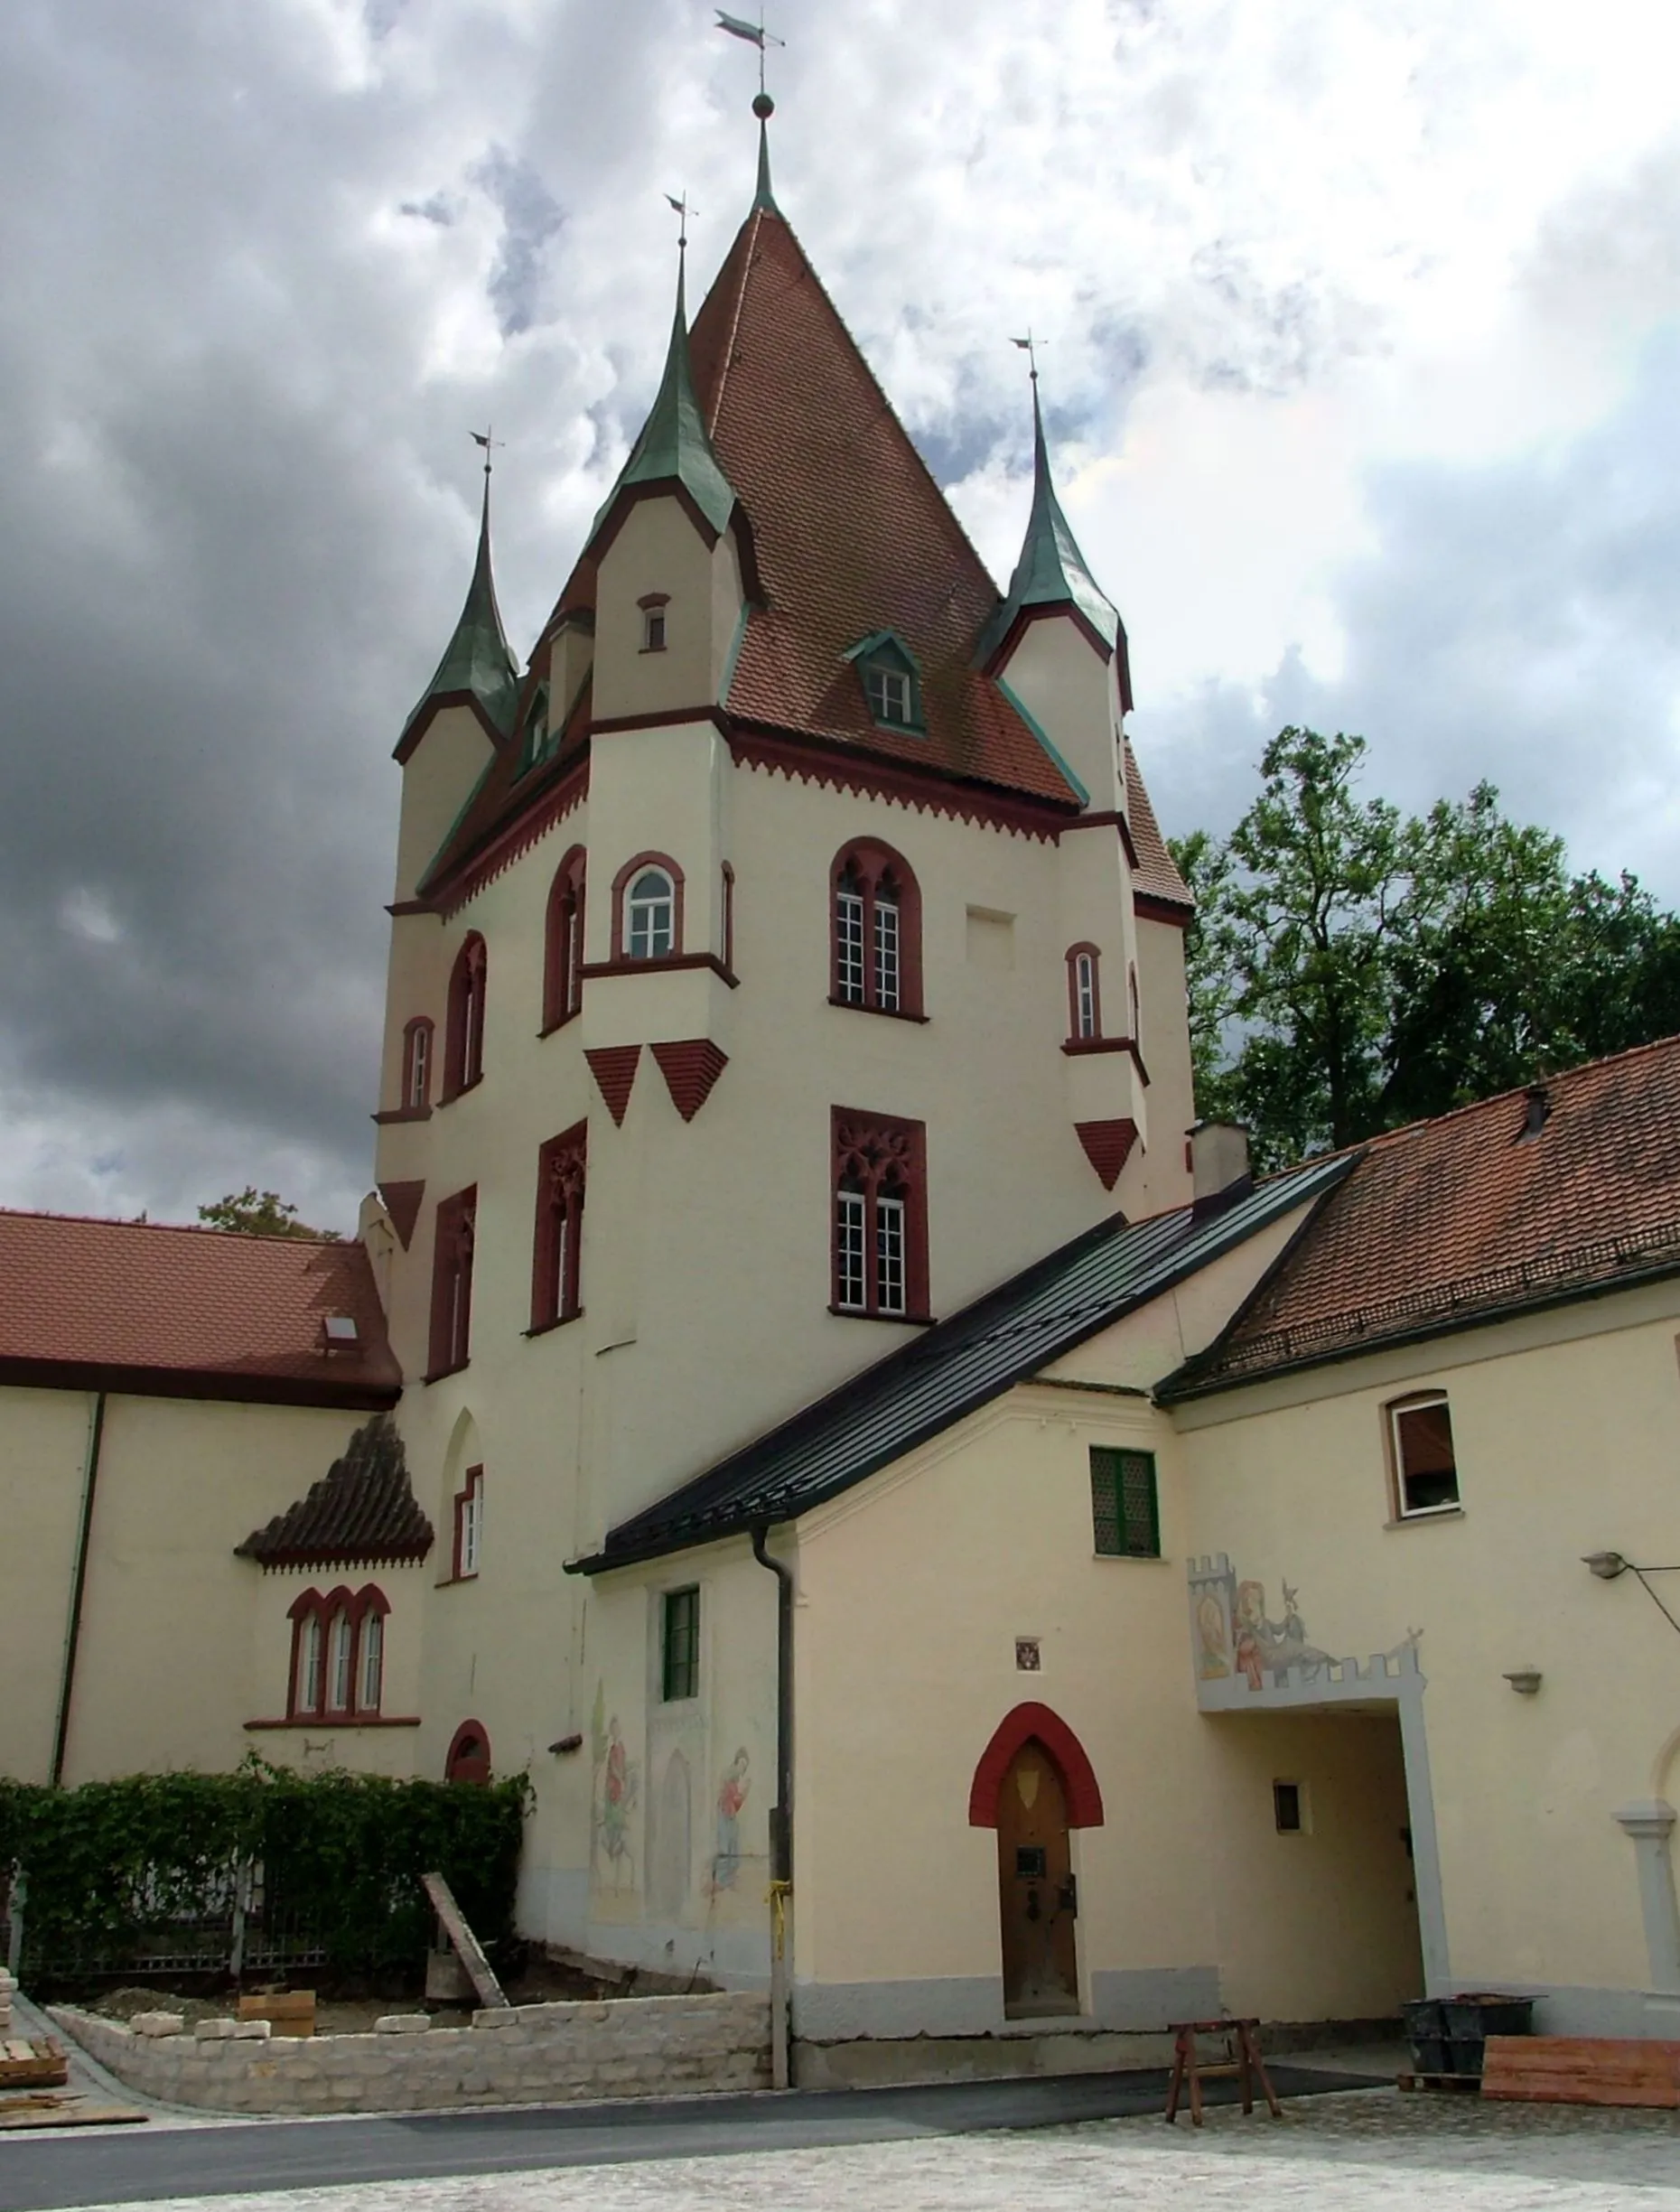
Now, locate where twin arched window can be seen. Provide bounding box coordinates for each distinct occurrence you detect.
[443,934,487,1097]
[287,1586,388,1720]
[831,841,922,1017]
[543,848,586,1031]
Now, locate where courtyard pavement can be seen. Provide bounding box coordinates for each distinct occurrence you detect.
[4,2086,1679,2212]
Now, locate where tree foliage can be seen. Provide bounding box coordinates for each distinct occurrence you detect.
[1174,728,1680,1169]
[198,1187,337,1240]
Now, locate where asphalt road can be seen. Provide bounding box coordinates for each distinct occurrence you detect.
[0,2065,1384,2211]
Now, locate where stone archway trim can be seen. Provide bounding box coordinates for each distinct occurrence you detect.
[967,1700,1105,1828]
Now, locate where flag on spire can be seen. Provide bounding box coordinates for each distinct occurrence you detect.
[715,9,776,45]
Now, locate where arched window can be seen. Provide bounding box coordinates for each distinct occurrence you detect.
[443,933,487,1098]
[445,1721,492,1784]
[532,1121,587,1330]
[285,1586,389,1720]
[1128,963,1140,1041]
[611,853,686,963]
[327,1602,355,1713]
[1066,944,1102,1042]
[830,841,923,1017]
[428,1185,477,1379]
[294,1609,323,1717]
[402,1017,434,1111]
[543,848,586,1032]
[358,1591,387,1713]
[832,1106,929,1321]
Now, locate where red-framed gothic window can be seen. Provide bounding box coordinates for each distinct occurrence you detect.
[402,1017,434,1111]
[832,1106,929,1321]
[286,1585,389,1720]
[427,1185,477,1380]
[531,1121,586,1331]
[543,848,586,1033]
[452,1465,485,1580]
[721,862,736,975]
[443,933,488,1098]
[611,852,686,962]
[1066,943,1103,1042]
[445,1720,492,1783]
[831,841,923,1017]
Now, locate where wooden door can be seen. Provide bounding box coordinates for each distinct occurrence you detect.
[996,1740,1080,2017]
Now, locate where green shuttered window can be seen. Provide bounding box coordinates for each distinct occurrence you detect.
[661,1586,700,1702]
[1089,1447,1161,1558]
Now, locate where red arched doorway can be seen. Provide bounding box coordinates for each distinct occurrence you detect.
[444,1720,491,1784]
[969,1703,1103,2020]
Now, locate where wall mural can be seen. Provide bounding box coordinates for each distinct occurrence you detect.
[707,1748,751,1895]
[590,1683,641,1895]
[1190,1555,1423,1689]
[649,1748,693,1921]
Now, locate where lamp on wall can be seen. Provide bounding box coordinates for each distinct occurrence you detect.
[1582,1551,1629,1580]
[1582,1551,1680,1638]
[1502,1668,1543,1695]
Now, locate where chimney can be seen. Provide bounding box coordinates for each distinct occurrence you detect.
[1190,1121,1252,1218]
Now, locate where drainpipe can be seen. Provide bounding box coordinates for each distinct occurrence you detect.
[751,1523,794,2089]
[51,1391,107,1788]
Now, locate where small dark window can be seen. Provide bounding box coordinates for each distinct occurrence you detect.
[1015,1845,1047,1879]
[1090,1447,1160,1558]
[1274,1780,1303,1834]
[661,1586,700,1702]
[1390,1395,1459,1517]
[644,606,667,653]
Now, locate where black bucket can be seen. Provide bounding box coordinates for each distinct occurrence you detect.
[1442,1994,1535,2077]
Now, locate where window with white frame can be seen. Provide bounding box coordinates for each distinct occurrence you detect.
[453,1464,485,1579]
[328,1605,354,1713]
[1074,952,1097,1038]
[285,1587,389,1720]
[832,1106,929,1320]
[865,662,910,724]
[626,868,677,959]
[295,1612,323,1715]
[830,843,920,1016]
[1388,1393,1460,1517]
[403,1018,433,1110]
[359,1609,384,1712]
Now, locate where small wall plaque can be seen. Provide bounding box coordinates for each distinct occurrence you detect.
[1015,1638,1041,1672]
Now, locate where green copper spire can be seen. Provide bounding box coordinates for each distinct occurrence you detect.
[400,473,519,745]
[976,377,1120,667]
[586,246,738,549]
[753,98,779,212]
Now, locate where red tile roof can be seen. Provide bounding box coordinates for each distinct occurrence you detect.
[1167,1034,1680,1395]
[237,1415,432,1569]
[1125,742,1194,912]
[0,1211,400,1408]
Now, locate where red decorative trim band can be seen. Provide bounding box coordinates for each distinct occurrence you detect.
[967,1701,1105,1827]
[1062,1036,1150,1085]
[729,724,1073,844]
[586,1043,642,1125]
[592,705,732,738]
[247,1716,422,1731]
[1075,1118,1139,1190]
[1134,893,1194,928]
[651,1039,730,1121]
[430,755,590,920]
[580,953,739,989]
[372,1106,432,1125]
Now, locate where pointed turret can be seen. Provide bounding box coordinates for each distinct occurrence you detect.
[397,479,520,758]
[586,252,739,555]
[977,381,1132,710]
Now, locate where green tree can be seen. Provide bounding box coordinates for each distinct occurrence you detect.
[1172,728,1680,1169]
[198,1188,337,1239]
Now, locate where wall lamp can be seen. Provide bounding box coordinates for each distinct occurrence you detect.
[1582,1552,1680,1638]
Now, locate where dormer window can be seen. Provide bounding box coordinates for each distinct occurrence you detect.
[639,593,670,654]
[844,632,923,732]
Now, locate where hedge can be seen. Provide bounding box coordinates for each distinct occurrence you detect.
[0,1760,529,1979]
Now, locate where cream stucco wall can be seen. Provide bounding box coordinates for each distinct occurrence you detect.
[1172,1280,1680,2014]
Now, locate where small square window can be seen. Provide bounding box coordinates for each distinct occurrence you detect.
[661,1585,700,1702]
[1274,1780,1305,1834]
[643,606,667,653]
[1090,1446,1160,1557]
[865,664,911,725]
[1390,1395,1459,1517]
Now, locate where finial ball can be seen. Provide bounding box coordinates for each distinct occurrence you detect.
[753,90,775,119]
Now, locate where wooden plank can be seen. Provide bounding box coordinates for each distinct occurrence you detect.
[238,1993,315,2038]
[1482,2036,1680,2110]
[421,1871,509,2011]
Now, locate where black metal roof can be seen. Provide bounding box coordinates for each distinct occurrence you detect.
[570,1153,1353,1574]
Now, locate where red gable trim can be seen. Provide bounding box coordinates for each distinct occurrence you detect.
[729,724,1073,844]
[0,1356,398,1414]
[430,755,590,920]
[1075,1119,1139,1190]
[378,1181,425,1252]
[652,1040,730,1122]
[1134,893,1194,929]
[586,1045,642,1125]
[968,1702,1105,1828]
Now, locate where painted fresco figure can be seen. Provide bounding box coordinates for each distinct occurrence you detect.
[709,1748,751,1892]
[597,1714,639,1889]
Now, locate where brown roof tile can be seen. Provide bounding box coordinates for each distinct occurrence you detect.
[1125,742,1193,911]
[0,1211,399,1408]
[236,1414,433,1570]
[1169,1035,1680,1395]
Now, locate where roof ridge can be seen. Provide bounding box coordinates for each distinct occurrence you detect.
[0,1207,348,1246]
[704,203,766,443]
[1349,1028,1680,1157]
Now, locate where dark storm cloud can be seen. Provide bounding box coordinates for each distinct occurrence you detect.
[473,147,567,339]
[1135,329,1680,896]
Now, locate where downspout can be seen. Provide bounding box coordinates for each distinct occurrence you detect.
[751,1523,794,2089]
[51,1391,107,1787]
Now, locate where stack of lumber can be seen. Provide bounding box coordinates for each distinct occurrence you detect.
[0,2038,70,2091]
[0,1966,14,2036]
[238,1991,316,2038]
[1482,2035,1680,2108]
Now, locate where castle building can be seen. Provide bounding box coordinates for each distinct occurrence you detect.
[5,113,1680,2085]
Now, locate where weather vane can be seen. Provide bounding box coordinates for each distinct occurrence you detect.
[664,191,697,252]
[470,426,503,480]
[715,7,784,111]
[1011,332,1047,385]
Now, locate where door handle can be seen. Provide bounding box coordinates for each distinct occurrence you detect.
[1057,1875,1078,1918]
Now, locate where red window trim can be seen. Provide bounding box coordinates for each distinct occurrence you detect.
[530,1120,587,1333]
[445,1718,493,1784]
[285,1583,391,1721]
[541,846,587,1035]
[401,1016,435,1111]
[610,851,686,962]
[1065,943,1103,1043]
[447,1464,484,1582]
[442,933,487,1101]
[426,1185,477,1381]
[967,1702,1105,1828]
[829,839,924,1018]
[831,1105,930,1322]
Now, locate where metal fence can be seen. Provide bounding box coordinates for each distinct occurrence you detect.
[0,1861,329,1986]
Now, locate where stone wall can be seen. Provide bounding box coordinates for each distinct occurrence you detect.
[49,1993,770,2115]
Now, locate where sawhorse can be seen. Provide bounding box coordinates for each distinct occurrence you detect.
[1164,2017,1282,2125]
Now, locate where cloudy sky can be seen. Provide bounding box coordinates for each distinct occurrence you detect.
[4,0,1678,1232]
